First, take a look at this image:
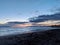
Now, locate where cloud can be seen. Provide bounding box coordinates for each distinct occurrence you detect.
[56,8,60,12]
[29,12,60,22]
[7,22,28,24]
[51,7,60,13]
[0,22,28,27]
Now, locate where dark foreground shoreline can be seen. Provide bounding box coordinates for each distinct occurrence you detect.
[0,29,60,45]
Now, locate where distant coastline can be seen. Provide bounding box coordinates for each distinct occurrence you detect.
[51,25,60,27]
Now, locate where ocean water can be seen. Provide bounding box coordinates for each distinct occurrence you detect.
[0,26,57,36]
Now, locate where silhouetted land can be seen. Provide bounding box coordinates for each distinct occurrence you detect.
[0,29,60,45]
[51,25,60,27]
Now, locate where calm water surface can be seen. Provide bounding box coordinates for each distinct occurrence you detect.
[0,26,57,36]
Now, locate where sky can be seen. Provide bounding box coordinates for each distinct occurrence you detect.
[0,0,60,23]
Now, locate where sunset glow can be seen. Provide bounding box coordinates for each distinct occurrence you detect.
[11,20,60,28]
[0,22,6,24]
[12,23,32,28]
[37,20,60,26]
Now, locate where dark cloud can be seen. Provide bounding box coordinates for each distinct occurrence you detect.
[0,22,28,27]
[7,22,28,24]
[29,12,60,22]
[6,22,28,26]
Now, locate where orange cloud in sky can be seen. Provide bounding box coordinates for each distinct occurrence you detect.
[12,23,32,28]
[37,20,60,26]
[11,20,60,28]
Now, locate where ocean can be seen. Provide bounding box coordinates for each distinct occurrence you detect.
[0,26,57,36]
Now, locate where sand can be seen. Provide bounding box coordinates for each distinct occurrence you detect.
[0,29,60,45]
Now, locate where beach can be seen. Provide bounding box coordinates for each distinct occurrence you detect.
[0,29,60,45]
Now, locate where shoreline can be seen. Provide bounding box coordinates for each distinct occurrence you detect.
[0,29,60,45]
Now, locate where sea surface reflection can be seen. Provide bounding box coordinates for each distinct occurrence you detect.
[0,26,58,36]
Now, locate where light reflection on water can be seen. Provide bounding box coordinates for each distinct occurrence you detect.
[0,26,57,36]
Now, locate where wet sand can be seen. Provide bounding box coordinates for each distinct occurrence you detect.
[0,29,60,45]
